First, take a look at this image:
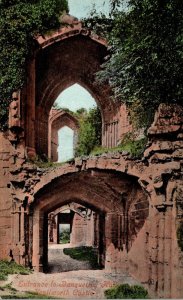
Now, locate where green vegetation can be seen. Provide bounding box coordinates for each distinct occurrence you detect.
[27,154,75,168]
[0,0,68,130]
[0,281,55,299]
[86,0,183,129]
[104,283,149,299]
[91,135,147,159]
[0,260,31,281]
[1,291,55,299]
[2,283,17,292]
[31,158,64,169]
[75,107,102,156]
[63,246,100,269]
[59,228,70,244]
[118,135,148,158]
[177,222,183,251]
[52,104,76,117]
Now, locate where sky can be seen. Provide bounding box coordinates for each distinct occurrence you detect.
[68,0,111,19]
[55,84,97,162]
[55,0,111,112]
[58,126,74,162]
[54,84,96,112]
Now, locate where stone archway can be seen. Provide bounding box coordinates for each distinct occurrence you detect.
[2,102,183,298]
[22,20,131,159]
[48,203,96,247]
[48,109,79,161]
[29,170,149,272]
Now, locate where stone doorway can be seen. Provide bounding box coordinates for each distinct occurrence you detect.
[39,202,106,273]
[46,202,106,273]
[30,170,149,274]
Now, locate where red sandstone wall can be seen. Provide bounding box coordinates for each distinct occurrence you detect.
[70,213,94,247]
[0,104,183,298]
[0,133,13,261]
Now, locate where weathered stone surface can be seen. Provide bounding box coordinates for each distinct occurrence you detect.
[0,33,183,300]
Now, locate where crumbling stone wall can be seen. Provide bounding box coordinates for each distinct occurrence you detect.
[0,104,183,298]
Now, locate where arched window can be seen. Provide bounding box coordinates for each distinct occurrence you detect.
[49,83,102,161]
[57,126,74,162]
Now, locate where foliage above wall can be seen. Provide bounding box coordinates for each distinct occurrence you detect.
[75,107,102,156]
[85,0,183,128]
[0,0,68,130]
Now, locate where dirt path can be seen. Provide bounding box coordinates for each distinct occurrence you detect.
[0,245,140,299]
[47,246,92,273]
[7,269,139,299]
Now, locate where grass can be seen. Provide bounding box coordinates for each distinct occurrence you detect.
[63,246,100,269]
[60,238,70,244]
[90,137,148,159]
[104,283,149,299]
[0,260,31,281]
[27,154,76,169]
[1,291,55,299]
[31,160,64,169]
[0,282,55,299]
[2,283,17,292]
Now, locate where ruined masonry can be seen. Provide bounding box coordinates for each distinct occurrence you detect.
[0,18,183,299]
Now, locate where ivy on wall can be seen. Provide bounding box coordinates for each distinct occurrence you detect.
[85,0,183,129]
[0,0,68,130]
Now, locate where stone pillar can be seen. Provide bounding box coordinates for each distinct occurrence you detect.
[105,212,120,272]
[85,212,94,246]
[26,58,36,159]
[53,215,58,243]
[48,117,52,160]
[93,212,99,248]
[32,208,44,271]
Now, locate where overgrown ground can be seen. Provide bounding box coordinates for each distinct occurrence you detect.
[0,260,31,281]
[63,246,101,269]
[0,255,142,298]
[0,261,53,298]
[104,283,149,299]
[91,137,147,158]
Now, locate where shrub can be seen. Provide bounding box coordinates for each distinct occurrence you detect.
[104,283,149,299]
[91,136,147,159]
[59,228,70,244]
[75,107,102,156]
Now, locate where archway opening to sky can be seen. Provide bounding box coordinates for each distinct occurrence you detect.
[54,83,97,112]
[57,126,74,162]
[51,83,98,162]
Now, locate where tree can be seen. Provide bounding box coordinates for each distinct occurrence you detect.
[0,0,68,130]
[94,0,183,128]
[75,107,102,156]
